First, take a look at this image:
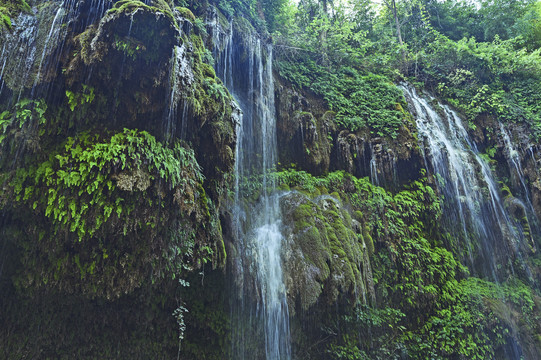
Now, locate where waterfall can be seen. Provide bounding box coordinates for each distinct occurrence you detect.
[369,146,379,185]
[401,84,535,280]
[213,19,291,360]
[499,122,540,254]
[499,123,540,220]
[0,0,110,101]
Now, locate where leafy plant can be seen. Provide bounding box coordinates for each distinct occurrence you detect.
[11,128,203,239]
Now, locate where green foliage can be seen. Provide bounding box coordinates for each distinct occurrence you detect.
[0,98,47,145]
[411,4,541,141]
[409,277,539,360]
[275,168,442,240]
[1,126,220,299]
[0,8,12,30]
[275,168,539,358]
[215,0,262,31]
[314,70,406,137]
[273,0,410,138]
[276,59,406,137]
[261,0,288,32]
[400,1,541,141]
[0,0,30,30]
[10,128,202,239]
[175,6,195,22]
[65,84,95,112]
[108,0,178,28]
[423,0,538,44]
[274,0,541,142]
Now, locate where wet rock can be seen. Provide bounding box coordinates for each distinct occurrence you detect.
[280,191,369,313]
[113,168,151,191]
[275,79,333,175]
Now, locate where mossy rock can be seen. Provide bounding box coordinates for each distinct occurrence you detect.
[281,191,365,311]
[0,7,12,31]
[2,130,223,299]
[363,224,374,255]
[109,0,177,27]
[201,62,217,78]
[175,6,195,22]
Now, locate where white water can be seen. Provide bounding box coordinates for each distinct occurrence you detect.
[369,147,379,185]
[32,6,64,96]
[213,18,291,359]
[402,85,533,279]
[163,44,187,142]
[499,123,539,253]
[0,0,110,100]
[499,123,537,213]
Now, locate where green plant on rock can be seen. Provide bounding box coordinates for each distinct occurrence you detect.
[276,61,407,138]
[11,128,202,239]
[0,98,47,146]
[2,128,221,298]
[0,0,30,31]
[66,84,95,112]
[108,0,178,27]
[175,6,195,22]
[0,7,11,30]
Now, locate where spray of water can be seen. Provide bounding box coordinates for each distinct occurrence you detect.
[212,17,291,359]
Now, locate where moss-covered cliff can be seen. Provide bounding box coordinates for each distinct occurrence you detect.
[0,0,540,359]
[0,0,235,356]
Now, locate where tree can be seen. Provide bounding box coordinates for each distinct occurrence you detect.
[380,0,420,66]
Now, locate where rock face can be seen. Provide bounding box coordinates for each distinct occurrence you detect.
[0,1,236,356]
[275,82,333,175]
[280,191,370,313]
[0,1,540,359]
[275,76,423,188]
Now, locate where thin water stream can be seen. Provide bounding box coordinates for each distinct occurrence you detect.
[402,84,534,280]
[213,19,291,359]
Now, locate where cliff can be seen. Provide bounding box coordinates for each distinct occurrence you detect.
[0,0,540,359]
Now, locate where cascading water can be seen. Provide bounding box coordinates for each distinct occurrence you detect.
[212,19,291,360]
[401,84,536,280]
[369,147,379,185]
[500,123,541,255]
[0,0,111,101]
[499,123,540,235]
[402,85,540,359]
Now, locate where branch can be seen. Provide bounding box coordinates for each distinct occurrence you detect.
[274,45,315,53]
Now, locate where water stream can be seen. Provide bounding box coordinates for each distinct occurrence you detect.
[0,0,110,102]
[402,84,535,280]
[213,20,291,359]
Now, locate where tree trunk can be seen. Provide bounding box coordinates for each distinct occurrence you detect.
[384,0,407,66]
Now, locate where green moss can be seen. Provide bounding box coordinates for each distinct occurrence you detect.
[108,0,178,28]
[278,183,290,191]
[175,6,195,22]
[201,63,217,79]
[0,0,30,28]
[363,225,374,255]
[301,227,331,277]
[284,188,367,307]
[500,182,512,198]
[0,8,12,30]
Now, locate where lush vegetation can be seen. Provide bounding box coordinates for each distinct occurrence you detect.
[269,0,541,141]
[0,0,540,358]
[275,169,541,359]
